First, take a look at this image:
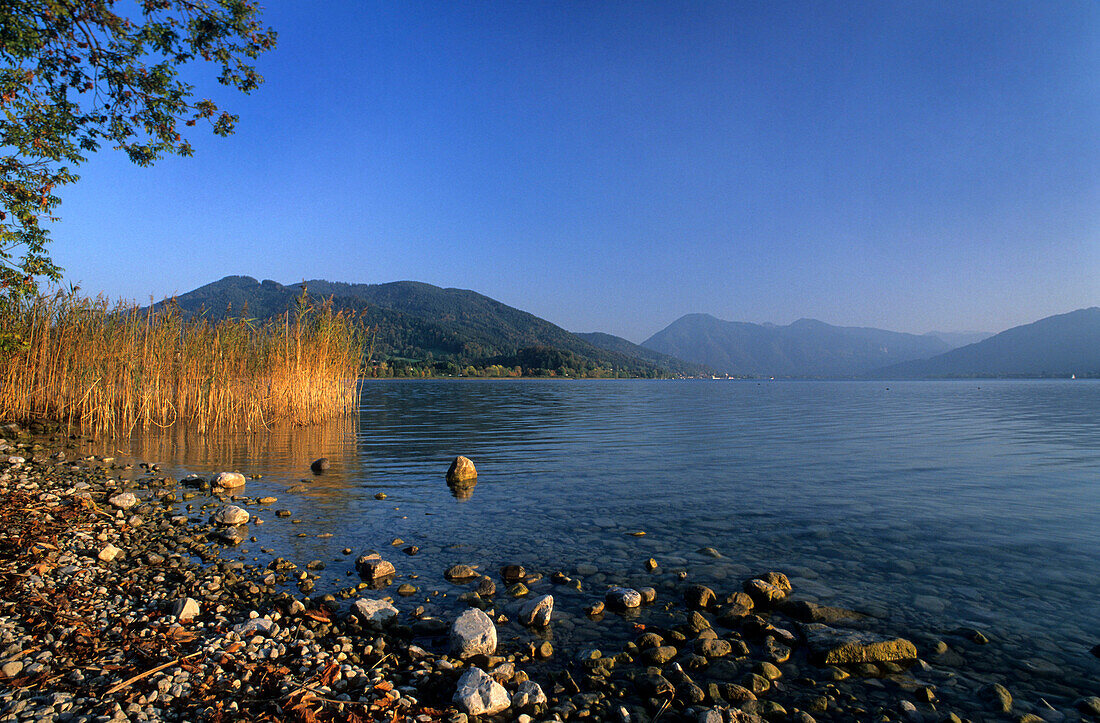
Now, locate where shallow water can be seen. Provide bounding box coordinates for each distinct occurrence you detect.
[113,379,1100,690]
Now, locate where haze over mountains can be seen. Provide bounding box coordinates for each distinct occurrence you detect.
[160,276,1098,379]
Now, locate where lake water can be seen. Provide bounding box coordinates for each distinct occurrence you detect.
[115,379,1100,693]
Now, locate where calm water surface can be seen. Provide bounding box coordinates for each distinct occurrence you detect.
[119,379,1100,686]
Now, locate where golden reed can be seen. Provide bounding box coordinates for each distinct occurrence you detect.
[0,291,366,435]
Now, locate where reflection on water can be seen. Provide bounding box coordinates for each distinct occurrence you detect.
[96,379,1100,691]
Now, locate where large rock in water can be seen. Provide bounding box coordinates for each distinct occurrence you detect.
[519,594,554,627]
[782,599,865,624]
[214,505,250,526]
[802,623,918,665]
[212,471,246,489]
[355,553,396,580]
[453,667,510,716]
[446,455,477,483]
[450,608,497,658]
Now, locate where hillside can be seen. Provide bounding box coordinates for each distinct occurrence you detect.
[876,307,1100,378]
[157,276,692,377]
[574,332,711,377]
[641,314,950,377]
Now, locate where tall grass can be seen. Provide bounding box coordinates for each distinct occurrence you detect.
[0,290,366,435]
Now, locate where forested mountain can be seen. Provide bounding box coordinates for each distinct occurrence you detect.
[642,314,950,377]
[875,308,1100,378]
[157,276,695,377]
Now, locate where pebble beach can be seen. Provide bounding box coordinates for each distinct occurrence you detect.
[0,421,1097,723]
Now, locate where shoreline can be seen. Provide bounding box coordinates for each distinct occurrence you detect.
[0,422,1096,722]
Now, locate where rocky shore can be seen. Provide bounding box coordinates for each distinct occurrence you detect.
[0,422,1097,723]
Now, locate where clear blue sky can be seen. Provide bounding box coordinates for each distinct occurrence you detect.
[53,1,1098,342]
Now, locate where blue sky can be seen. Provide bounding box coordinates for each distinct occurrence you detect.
[53,1,1098,342]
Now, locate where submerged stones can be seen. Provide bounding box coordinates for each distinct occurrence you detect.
[450,608,497,659]
[802,623,918,665]
[446,455,477,483]
[445,564,479,581]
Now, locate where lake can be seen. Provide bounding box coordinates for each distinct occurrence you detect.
[115,379,1100,694]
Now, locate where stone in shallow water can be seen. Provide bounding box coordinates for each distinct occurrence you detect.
[685,584,716,610]
[445,564,478,581]
[802,623,918,665]
[781,599,865,624]
[606,586,642,610]
[744,578,788,605]
[979,683,1012,713]
[214,505,249,526]
[355,553,395,580]
[446,455,477,483]
[453,666,509,716]
[211,471,245,489]
[450,608,497,658]
[310,457,330,474]
[519,594,553,627]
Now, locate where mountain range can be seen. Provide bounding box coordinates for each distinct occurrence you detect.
[158,276,1098,379]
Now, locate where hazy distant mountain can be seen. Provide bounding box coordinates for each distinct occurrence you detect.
[924,330,994,349]
[641,314,950,377]
[158,276,693,376]
[877,308,1100,378]
[574,332,711,376]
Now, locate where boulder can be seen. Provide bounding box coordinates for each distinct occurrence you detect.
[446,455,477,483]
[310,457,330,474]
[450,608,497,658]
[453,667,510,716]
[214,505,250,526]
[606,586,643,610]
[802,623,917,665]
[181,474,206,487]
[519,594,554,627]
[355,553,396,580]
[351,598,399,627]
[212,471,246,489]
[108,492,138,510]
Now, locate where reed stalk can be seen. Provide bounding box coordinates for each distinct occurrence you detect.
[0,291,366,435]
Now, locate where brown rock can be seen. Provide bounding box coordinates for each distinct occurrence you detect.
[446,455,477,483]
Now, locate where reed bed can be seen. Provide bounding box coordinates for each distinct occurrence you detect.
[0,291,366,435]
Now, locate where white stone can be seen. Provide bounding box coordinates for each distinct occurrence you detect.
[233,618,274,636]
[519,594,554,627]
[98,544,121,563]
[453,667,510,716]
[351,598,399,626]
[6,456,25,467]
[449,608,497,658]
[511,680,547,709]
[169,597,201,622]
[108,492,138,510]
[606,586,642,609]
[211,471,246,489]
[214,505,250,526]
